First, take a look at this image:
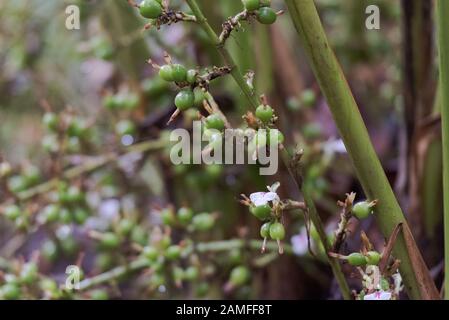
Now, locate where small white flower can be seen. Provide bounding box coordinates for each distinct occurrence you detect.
[250,192,279,206]
[364,290,392,300]
[322,138,346,156]
[249,182,281,206]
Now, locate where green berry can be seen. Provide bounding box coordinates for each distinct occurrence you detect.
[41,240,58,261]
[1,283,21,300]
[58,208,72,224]
[175,89,195,111]
[380,277,390,291]
[7,175,28,193]
[171,64,187,82]
[165,245,181,260]
[205,164,222,179]
[123,93,139,110]
[117,218,135,236]
[115,120,136,136]
[229,249,243,265]
[229,266,250,287]
[347,252,367,266]
[42,135,59,153]
[172,267,184,282]
[184,266,199,281]
[67,137,81,153]
[73,207,89,225]
[40,278,59,296]
[352,201,373,219]
[131,225,148,246]
[150,273,165,287]
[23,166,40,185]
[159,235,172,249]
[159,64,174,81]
[269,222,285,240]
[100,232,121,249]
[20,262,38,285]
[139,0,163,19]
[260,222,271,238]
[95,253,114,271]
[160,208,176,226]
[187,69,198,84]
[193,87,206,107]
[205,114,225,131]
[242,0,260,11]
[250,204,271,221]
[192,212,214,231]
[42,204,60,223]
[195,282,209,297]
[365,251,381,266]
[257,7,277,24]
[66,186,85,203]
[301,89,316,107]
[177,207,194,225]
[43,113,59,132]
[90,289,109,300]
[4,205,21,220]
[255,104,274,123]
[93,37,114,60]
[143,246,159,262]
[142,78,169,98]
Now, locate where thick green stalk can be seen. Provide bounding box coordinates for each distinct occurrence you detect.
[436,0,449,299]
[186,0,351,299]
[284,0,434,299]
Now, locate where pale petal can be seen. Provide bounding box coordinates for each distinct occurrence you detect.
[364,290,392,300]
[250,192,269,206]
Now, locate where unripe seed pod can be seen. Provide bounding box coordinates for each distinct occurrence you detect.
[160,208,176,226]
[352,201,373,219]
[242,0,260,11]
[257,7,277,24]
[229,266,250,287]
[347,252,367,266]
[365,251,381,265]
[255,104,274,123]
[159,64,174,81]
[260,222,271,238]
[192,212,215,231]
[269,222,285,240]
[165,245,182,260]
[177,207,194,225]
[250,204,271,221]
[171,64,188,83]
[139,0,163,19]
[175,89,195,111]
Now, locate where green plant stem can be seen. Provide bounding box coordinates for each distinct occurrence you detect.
[186,0,259,110]
[436,0,449,299]
[16,137,168,201]
[186,0,351,300]
[76,239,292,291]
[284,0,436,300]
[302,189,352,299]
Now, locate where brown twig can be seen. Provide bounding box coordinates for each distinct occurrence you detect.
[331,192,356,252]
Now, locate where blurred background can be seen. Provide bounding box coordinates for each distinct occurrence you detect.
[0,0,443,299]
